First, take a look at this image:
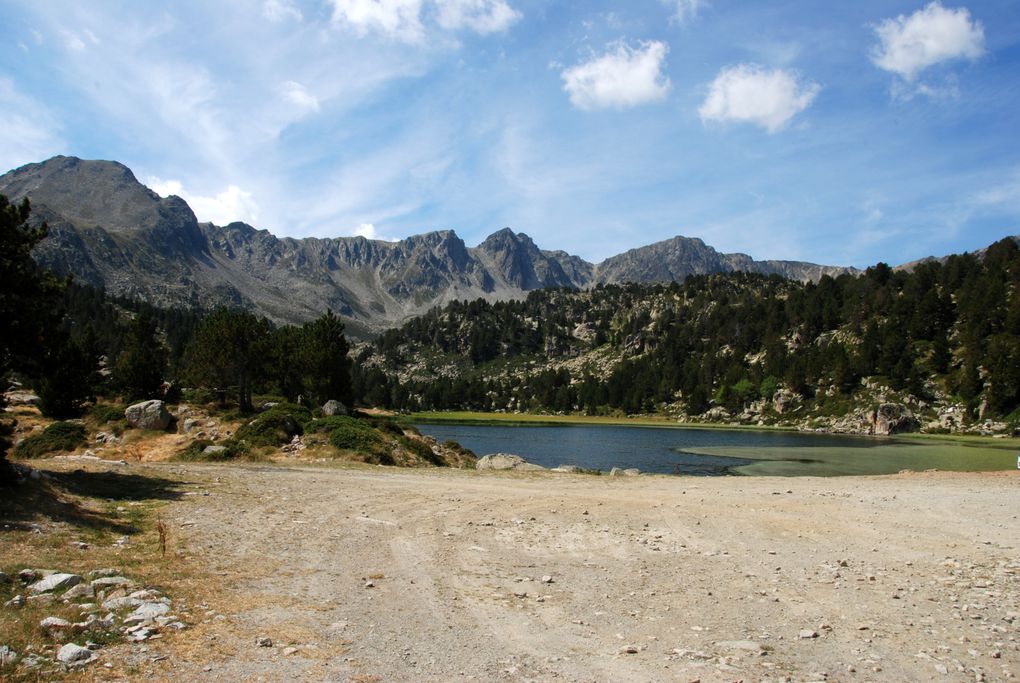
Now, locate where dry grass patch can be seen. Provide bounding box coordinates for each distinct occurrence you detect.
[0,461,211,681]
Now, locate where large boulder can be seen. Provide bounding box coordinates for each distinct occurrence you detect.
[321,400,348,416]
[476,453,545,471]
[872,403,919,436]
[125,400,172,431]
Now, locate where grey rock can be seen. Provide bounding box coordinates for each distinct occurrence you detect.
[17,568,38,584]
[40,616,73,632]
[799,629,819,639]
[122,601,171,625]
[62,582,95,600]
[4,595,25,608]
[321,400,348,416]
[872,403,919,436]
[56,643,96,666]
[102,596,142,611]
[125,400,172,431]
[552,465,581,473]
[89,568,121,578]
[476,453,545,471]
[90,576,133,589]
[256,636,273,647]
[28,573,82,594]
[182,418,200,433]
[0,645,17,666]
[202,445,228,456]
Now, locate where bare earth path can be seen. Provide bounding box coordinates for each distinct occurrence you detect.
[146,464,1019,682]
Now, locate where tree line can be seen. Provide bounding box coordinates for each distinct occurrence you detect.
[355,238,1020,424]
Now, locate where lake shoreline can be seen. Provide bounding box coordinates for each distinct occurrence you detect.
[407,410,1020,449]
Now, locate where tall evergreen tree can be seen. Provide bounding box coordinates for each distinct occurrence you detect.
[113,312,168,401]
[185,308,271,413]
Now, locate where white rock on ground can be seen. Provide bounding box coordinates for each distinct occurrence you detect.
[28,573,82,594]
[56,643,96,666]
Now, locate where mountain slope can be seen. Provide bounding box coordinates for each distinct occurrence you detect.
[1,156,859,336]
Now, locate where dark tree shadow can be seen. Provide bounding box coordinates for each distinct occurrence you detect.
[0,469,188,535]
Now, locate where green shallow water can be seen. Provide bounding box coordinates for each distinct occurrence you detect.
[682,442,1019,476]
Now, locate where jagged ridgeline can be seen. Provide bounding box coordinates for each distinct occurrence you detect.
[354,239,1020,433]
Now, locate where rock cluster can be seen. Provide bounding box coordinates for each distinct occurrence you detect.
[1,567,187,673]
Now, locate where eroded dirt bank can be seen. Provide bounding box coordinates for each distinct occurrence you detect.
[136,465,1018,682]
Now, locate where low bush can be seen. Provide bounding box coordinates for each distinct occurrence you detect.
[328,419,384,453]
[13,422,87,459]
[174,438,252,461]
[397,435,442,465]
[234,403,311,447]
[88,403,125,425]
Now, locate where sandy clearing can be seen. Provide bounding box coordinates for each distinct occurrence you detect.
[128,464,1019,682]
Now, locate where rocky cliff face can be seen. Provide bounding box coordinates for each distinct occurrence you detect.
[0,156,857,337]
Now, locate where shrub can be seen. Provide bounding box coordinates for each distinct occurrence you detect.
[13,422,87,458]
[88,403,126,425]
[234,403,311,447]
[397,435,442,465]
[175,438,252,462]
[328,419,384,453]
[304,415,361,434]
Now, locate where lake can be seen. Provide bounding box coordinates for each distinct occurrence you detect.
[413,421,1019,476]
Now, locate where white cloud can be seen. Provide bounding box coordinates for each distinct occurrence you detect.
[329,0,425,42]
[699,63,820,133]
[434,0,521,34]
[262,0,303,22]
[147,177,260,226]
[663,0,704,23]
[351,222,398,241]
[871,2,984,81]
[0,77,64,170]
[561,41,671,111]
[280,80,320,113]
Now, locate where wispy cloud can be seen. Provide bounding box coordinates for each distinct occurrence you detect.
[280,81,320,114]
[662,0,705,24]
[262,0,303,23]
[561,41,671,111]
[699,63,820,133]
[434,0,521,34]
[0,77,64,170]
[871,1,984,87]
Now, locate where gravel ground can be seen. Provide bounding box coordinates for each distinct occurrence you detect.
[132,464,1018,682]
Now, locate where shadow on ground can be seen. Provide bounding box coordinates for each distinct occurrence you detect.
[0,468,187,534]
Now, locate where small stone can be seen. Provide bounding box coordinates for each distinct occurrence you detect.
[0,645,17,666]
[40,616,73,637]
[541,575,554,584]
[56,643,96,666]
[364,581,375,589]
[799,630,819,639]
[63,583,96,600]
[256,637,273,647]
[90,576,134,588]
[18,569,38,584]
[122,602,171,626]
[619,645,639,654]
[4,595,25,609]
[102,596,143,611]
[283,646,298,656]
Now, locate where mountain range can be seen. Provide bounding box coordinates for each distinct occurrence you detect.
[2,156,862,337]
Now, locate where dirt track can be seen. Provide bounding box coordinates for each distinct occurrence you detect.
[141,464,1018,682]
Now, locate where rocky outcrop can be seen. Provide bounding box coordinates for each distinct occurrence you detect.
[0,156,856,338]
[872,403,919,436]
[476,453,545,471]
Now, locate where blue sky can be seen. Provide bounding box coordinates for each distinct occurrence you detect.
[1,1,1018,267]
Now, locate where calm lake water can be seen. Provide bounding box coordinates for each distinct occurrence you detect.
[413,422,1018,476]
